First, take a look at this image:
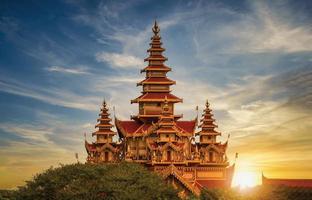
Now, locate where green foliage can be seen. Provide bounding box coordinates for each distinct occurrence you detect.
[0,190,15,200]
[199,186,312,200]
[3,165,312,200]
[11,162,179,200]
[200,188,242,200]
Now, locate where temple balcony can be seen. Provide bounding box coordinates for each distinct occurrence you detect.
[157,137,178,143]
[199,161,229,167]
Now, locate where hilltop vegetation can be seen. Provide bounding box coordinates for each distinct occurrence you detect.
[2,162,179,200]
[199,186,312,200]
[1,163,311,200]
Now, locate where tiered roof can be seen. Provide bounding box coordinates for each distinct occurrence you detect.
[137,77,175,85]
[197,100,221,136]
[115,118,197,138]
[131,93,181,103]
[156,99,176,134]
[85,100,119,159]
[92,100,116,136]
[131,20,182,103]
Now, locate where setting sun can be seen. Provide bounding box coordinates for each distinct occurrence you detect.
[233,171,259,189]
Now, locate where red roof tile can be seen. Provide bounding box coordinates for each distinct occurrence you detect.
[85,141,96,152]
[145,55,167,59]
[142,65,171,72]
[138,77,175,85]
[147,47,165,52]
[176,121,196,133]
[135,123,151,133]
[132,93,182,103]
[263,176,312,187]
[118,121,142,134]
[142,93,181,100]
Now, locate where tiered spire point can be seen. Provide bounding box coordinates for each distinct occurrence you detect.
[206,99,209,107]
[131,19,182,108]
[198,100,220,136]
[152,20,160,36]
[93,100,115,136]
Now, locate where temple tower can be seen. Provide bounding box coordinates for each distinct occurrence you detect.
[93,100,115,144]
[198,100,220,144]
[197,100,228,164]
[85,101,120,163]
[131,21,182,122]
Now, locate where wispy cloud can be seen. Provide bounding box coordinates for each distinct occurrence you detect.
[0,76,100,111]
[95,52,143,68]
[46,65,90,75]
[191,1,312,65]
[0,123,53,143]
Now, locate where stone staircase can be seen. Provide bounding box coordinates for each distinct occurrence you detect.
[161,165,201,197]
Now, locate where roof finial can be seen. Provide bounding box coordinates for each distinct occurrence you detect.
[103,99,107,107]
[206,99,210,107]
[152,20,160,36]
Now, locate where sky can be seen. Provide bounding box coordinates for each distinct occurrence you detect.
[0,0,311,189]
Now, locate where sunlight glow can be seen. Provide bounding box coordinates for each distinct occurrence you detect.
[233,171,258,189]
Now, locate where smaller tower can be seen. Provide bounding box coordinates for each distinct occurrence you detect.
[85,100,119,163]
[197,100,220,144]
[197,100,227,164]
[93,100,116,144]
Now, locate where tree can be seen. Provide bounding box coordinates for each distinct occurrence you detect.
[13,162,179,200]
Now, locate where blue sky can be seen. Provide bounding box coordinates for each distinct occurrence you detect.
[0,0,311,188]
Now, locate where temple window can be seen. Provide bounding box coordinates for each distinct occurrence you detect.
[209,151,213,162]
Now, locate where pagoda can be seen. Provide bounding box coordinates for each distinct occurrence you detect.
[130,20,182,120]
[85,21,234,198]
[195,100,232,189]
[85,100,120,163]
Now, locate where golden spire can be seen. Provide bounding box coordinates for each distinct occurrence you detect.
[206,99,210,108]
[103,99,107,108]
[152,20,160,36]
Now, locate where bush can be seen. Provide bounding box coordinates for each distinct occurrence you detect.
[200,188,242,200]
[0,190,15,200]
[199,186,312,200]
[12,162,179,200]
